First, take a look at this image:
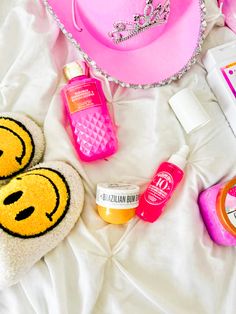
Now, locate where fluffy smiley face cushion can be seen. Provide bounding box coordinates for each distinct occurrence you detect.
[0,113,84,288]
[0,113,45,182]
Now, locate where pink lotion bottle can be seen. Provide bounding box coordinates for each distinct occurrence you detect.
[136,145,189,223]
[61,61,118,161]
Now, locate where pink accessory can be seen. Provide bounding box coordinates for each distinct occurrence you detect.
[136,145,189,223]
[108,0,170,44]
[218,0,236,34]
[198,179,236,246]
[43,0,207,89]
[61,61,118,162]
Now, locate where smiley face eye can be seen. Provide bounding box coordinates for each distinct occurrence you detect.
[2,191,35,221]
[15,206,35,221]
[0,150,3,157]
[3,191,23,205]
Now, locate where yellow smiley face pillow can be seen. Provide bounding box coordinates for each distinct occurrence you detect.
[0,113,84,288]
[0,112,45,183]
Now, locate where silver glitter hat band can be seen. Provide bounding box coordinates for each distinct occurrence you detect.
[108,0,170,44]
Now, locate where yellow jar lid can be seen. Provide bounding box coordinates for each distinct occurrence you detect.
[96,183,140,210]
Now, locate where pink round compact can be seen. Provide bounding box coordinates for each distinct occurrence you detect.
[43,0,207,88]
[198,178,236,246]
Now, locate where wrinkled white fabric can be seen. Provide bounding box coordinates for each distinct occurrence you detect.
[0,0,236,313]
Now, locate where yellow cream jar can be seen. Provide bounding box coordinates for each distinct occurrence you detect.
[96,183,140,224]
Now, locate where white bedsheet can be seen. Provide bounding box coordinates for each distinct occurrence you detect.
[0,1,236,313]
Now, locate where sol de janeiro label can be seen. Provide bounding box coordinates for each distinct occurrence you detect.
[144,171,174,205]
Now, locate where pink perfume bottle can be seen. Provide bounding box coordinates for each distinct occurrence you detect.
[61,61,118,161]
[136,145,189,223]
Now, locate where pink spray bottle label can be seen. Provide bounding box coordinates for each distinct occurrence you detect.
[144,171,174,205]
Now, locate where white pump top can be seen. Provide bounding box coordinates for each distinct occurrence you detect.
[168,145,189,170]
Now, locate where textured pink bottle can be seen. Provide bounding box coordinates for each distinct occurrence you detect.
[61,61,118,161]
[136,145,189,222]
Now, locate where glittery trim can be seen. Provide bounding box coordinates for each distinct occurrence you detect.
[43,0,207,89]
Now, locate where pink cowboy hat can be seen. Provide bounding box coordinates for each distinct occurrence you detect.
[43,0,206,88]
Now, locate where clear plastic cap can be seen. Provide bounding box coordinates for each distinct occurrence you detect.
[169,88,210,134]
[63,61,87,80]
[168,145,189,170]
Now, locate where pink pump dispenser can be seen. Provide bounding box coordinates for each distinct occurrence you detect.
[136,145,189,223]
[61,61,118,161]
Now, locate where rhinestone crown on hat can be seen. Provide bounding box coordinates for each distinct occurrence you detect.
[108,0,170,44]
